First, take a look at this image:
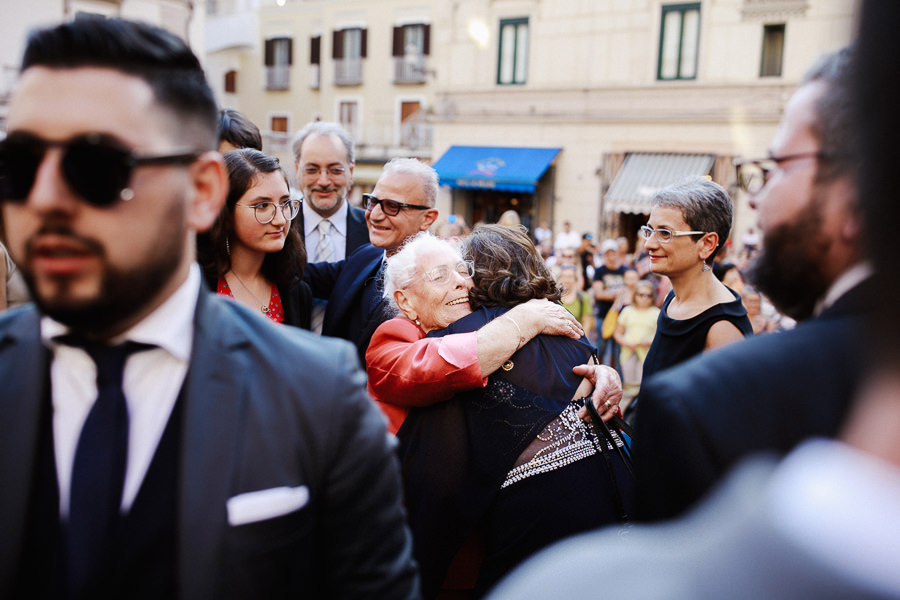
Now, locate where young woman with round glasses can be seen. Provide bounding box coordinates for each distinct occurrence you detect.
[629,178,752,415]
[200,148,311,327]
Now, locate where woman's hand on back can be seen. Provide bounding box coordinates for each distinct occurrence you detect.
[507,298,583,340]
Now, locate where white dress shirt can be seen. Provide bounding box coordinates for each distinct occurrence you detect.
[303,200,348,263]
[43,264,199,516]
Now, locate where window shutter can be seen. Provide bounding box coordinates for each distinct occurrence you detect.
[332,29,343,59]
[392,26,403,57]
[286,38,293,65]
[423,24,431,55]
[310,35,321,65]
[360,28,367,58]
[264,38,274,66]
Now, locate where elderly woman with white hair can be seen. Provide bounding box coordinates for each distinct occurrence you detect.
[366,226,632,598]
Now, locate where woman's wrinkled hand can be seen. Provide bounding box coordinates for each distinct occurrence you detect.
[572,364,622,422]
[510,298,583,340]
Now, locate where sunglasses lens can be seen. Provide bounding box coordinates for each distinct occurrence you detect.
[0,138,44,202]
[62,137,131,207]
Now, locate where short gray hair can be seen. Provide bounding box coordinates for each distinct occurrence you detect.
[652,177,733,260]
[291,121,355,164]
[382,232,462,316]
[381,157,439,207]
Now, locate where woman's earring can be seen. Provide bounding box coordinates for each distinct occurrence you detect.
[702,261,710,272]
[226,236,231,256]
[414,318,421,327]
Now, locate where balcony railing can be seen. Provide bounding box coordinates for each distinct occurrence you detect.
[393,55,427,84]
[309,64,320,90]
[334,59,362,86]
[266,65,290,90]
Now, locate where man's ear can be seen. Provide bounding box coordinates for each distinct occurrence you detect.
[395,289,417,321]
[419,208,439,232]
[187,152,227,233]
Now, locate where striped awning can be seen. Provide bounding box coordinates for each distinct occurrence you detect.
[605,153,716,214]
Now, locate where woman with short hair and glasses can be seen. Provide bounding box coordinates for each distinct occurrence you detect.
[367,225,632,597]
[631,178,752,415]
[199,148,311,327]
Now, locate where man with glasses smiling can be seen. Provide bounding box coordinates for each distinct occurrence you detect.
[628,46,875,522]
[291,122,370,333]
[0,17,418,599]
[304,157,440,363]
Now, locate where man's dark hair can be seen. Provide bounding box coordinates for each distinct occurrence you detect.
[21,17,218,149]
[464,223,561,309]
[804,46,858,184]
[219,108,263,151]
[202,149,306,291]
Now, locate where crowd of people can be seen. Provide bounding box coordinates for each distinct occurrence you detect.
[0,7,896,599]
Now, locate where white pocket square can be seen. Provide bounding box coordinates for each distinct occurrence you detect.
[227,485,309,526]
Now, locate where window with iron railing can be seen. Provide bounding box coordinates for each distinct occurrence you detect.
[333,28,366,86]
[265,37,292,90]
[392,23,430,84]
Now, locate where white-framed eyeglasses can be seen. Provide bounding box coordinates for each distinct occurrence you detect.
[639,225,706,244]
[422,260,475,285]
[237,199,301,224]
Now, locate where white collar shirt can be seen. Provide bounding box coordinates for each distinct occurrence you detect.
[303,199,348,263]
[814,261,873,317]
[42,264,199,516]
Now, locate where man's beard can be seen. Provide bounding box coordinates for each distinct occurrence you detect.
[21,206,187,336]
[747,203,832,322]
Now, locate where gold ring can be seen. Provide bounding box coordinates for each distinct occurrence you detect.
[604,400,613,410]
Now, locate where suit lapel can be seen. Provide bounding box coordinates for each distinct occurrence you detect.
[325,247,382,329]
[178,292,251,599]
[0,308,49,594]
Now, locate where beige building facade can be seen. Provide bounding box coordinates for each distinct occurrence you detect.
[0,0,202,133]
[205,0,436,202]
[428,0,858,249]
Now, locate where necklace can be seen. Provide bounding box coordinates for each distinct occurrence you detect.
[229,271,269,314]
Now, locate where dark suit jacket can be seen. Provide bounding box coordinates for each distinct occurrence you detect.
[305,243,386,362]
[297,203,370,258]
[632,278,874,521]
[0,292,418,599]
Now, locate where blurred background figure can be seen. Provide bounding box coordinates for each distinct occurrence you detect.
[533,219,552,247]
[497,209,521,227]
[0,239,29,311]
[553,220,581,254]
[741,286,775,335]
[557,265,593,335]
[434,213,470,242]
[217,108,262,153]
[614,279,659,411]
[577,233,595,290]
[592,239,628,364]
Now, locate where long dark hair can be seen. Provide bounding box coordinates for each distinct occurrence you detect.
[202,148,305,290]
[464,224,561,309]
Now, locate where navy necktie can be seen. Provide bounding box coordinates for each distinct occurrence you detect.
[59,337,153,597]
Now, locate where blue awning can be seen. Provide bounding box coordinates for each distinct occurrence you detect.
[432,146,562,193]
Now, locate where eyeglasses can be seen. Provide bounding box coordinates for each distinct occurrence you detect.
[422,260,475,285]
[0,132,203,207]
[639,225,706,243]
[301,165,347,178]
[635,292,654,298]
[363,193,431,216]
[236,199,301,224]
[735,151,830,195]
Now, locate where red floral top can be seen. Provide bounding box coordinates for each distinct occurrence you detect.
[217,277,285,324]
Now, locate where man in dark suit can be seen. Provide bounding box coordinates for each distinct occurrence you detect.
[292,121,370,333]
[632,46,872,521]
[305,157,440,363]
[0,18,417,599]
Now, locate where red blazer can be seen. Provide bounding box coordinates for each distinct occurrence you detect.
[366,317,486,434]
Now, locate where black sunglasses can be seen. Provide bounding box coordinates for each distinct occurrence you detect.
[362,193,430,216]
[0,132,203,207]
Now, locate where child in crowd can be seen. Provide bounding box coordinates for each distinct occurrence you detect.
[614,280,660,411]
